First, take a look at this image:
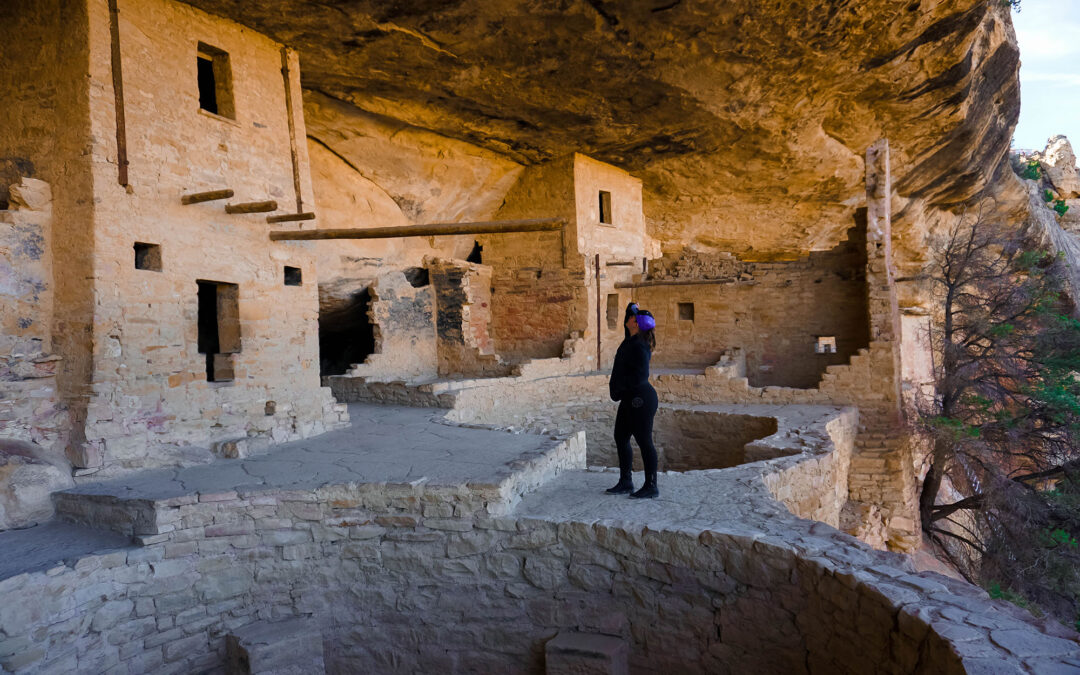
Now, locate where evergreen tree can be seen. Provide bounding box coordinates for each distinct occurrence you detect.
[920,214,1080,626]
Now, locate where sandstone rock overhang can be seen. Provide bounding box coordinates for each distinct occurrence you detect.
[178,0,1020,257]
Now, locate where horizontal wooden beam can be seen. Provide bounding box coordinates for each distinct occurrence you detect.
[269,217,566,241]
[266,212,316,224]
[615,278,740,289]
[226,200,278,214]
[181,189,234,205]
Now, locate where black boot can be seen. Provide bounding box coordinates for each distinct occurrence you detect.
[606,473,634,495]
[629,472,658,499]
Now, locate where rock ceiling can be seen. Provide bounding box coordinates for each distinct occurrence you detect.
[179,0,1021,258]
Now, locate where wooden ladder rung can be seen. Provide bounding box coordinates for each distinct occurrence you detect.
[225,200,278,214]
[266,212,316,224]
[181,189,234,205]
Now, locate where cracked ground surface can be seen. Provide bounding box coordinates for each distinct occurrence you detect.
[0,404,564,579]
[56,404,563,501]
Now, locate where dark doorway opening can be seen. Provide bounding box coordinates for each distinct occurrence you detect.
[197,280,239,382]
[319,288,375,376]
[466,241,483,264]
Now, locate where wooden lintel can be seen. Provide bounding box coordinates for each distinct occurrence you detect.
[615,278,741,289]
[225,200,278,214]
[181,189,234,205]
[269,217,566,241]
[266,212,316,224]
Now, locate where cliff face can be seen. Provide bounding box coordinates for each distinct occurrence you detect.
[178,0,1021,264]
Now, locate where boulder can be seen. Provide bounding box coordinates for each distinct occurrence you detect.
[1041,135,1080,199]
[0,439,73,530]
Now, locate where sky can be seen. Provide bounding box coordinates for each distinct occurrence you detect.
[1011,0,1080,152]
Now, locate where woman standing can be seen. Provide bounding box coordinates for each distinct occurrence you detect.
[606,303,659,499]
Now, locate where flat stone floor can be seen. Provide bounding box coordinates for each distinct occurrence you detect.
[0,522,130,580]
[60,404,563,501]
[0,404,565,579]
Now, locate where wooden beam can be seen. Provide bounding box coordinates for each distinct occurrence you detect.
[266,212,316,224]
[615,278,740,289]
[181,189,234,205]
[107,0,128,187]
[280,47,303,213]
[226,200,277,214]
[269,217,566,241]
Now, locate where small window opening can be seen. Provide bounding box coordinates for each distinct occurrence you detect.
[466,241,483,264]
[815,336,837,354]
[606,293,620,329]
[134,242,162,271]
[599,190,612,225]
[197,280,240,382]
[197,43,235,119]
[678,302,695,321]
[284,266,302,286]
[403,267,430,288]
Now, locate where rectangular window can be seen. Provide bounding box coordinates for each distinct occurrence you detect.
[197,43,235,119]
[678,302,695,321]
[284,266,302,286]
[815,336,837,354]
[606,293,620,329]
[134,242,162,271]
[598,190,612,225]
[197,280,240,382]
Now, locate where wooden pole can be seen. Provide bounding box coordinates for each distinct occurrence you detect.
[266,212,316,224]
[181,189,234,205]
[615,278,739,289]
[279,47,303,213]
[226,200,278,214]
[595,253,602,367]
[269,217,566,241]
[107,0,128,187]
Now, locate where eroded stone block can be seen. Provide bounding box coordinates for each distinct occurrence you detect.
[226,618,325,674]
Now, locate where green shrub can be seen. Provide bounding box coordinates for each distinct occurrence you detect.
[1022,161,1042,180]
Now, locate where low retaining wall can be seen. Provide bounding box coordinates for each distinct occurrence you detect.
[4,466,1078,673]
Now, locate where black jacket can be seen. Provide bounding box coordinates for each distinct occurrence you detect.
[609,335,652,401]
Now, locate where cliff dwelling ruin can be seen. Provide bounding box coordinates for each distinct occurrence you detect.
[1,0,1079,672]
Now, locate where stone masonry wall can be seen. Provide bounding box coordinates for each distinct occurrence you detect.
[429,258,512,378]
[343,270,437,383]
[6,426,1077,673]
[634,230,870,389]
[490,266,590,363]
[0,180,67,457]
[72,0,345,471]
[0,0,100,469]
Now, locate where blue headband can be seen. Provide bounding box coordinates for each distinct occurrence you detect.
[636,313,656,331]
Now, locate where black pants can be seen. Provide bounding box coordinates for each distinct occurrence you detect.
[613,385,658,475]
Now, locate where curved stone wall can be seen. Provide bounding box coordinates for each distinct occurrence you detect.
[4,427,1079,673]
